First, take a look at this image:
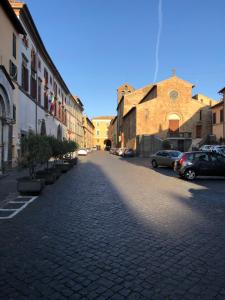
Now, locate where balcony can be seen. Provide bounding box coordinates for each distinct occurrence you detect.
[167,131,192,139]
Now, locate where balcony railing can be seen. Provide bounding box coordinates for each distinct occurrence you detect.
[167,131,192,138]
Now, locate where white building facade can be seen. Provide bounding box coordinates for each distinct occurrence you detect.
[10,1,74,164]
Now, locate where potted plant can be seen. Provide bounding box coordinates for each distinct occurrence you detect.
[64,140,79,166]
[35,135,57,184]
[17,132,51,195]
[55,140,72,172]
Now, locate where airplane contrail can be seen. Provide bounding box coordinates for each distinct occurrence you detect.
[153,0,163,82]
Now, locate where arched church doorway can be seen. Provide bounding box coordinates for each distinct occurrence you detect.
[104,139,112,151]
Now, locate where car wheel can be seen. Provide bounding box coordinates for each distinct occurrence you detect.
[184,169,196,180]
[151,160,158,168]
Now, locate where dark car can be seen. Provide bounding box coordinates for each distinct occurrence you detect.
[122,149,135,157]
[174,151,225,180]
[151,150,182,168]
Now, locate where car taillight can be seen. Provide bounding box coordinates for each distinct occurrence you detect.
[179,154,186,165]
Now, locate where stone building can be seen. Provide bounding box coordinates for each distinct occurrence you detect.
[218,86,225,140]
[83,116,95,149]
[117,75,218,156]
[211,100,224,143]
[92,116,114,150]
[0,0,25,172]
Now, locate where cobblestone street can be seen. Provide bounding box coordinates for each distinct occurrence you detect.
[1,151,225,299]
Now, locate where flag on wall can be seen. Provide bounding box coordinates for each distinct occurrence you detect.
[49,93,55,113]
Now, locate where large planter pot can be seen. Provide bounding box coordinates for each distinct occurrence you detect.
[17,177,44,195]
[64,157,77,166]
[55,163,71,173]
[36,170,57,185]
[47,167,61,179]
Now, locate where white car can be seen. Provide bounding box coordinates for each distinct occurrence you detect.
[199,145,213,151]
[211,145,225,155]
[78,148,88,156]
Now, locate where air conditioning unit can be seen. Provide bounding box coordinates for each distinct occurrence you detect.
[9,60,17,81]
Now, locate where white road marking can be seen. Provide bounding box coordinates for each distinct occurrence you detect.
[0,196,38,220]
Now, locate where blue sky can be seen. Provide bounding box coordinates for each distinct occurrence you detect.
[25,0,225,118]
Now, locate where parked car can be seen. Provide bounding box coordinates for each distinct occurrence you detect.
[151,150,182,168]
[92,146,97,151]
[117,148,125,156]
[110,148,116,154]
[211,145,225,155]
[122,149,135,157]
[174,151,225,180]
[199,145,213,151]
[105,145,111,151]
[78,148,88,156]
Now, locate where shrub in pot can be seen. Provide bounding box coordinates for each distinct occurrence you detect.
[64,140,79,166]
[17,132,52,195]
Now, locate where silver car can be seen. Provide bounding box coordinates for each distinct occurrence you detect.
[151,150,182,168]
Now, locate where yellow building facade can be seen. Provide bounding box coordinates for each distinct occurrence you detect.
[92,116,114,149]
[83,116,95,149]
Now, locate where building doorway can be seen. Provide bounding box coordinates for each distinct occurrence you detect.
[178,139,185,152]
[196,125,202,138]
[168,113,181,134]
[169,120,179,132]
[104,139,112,150]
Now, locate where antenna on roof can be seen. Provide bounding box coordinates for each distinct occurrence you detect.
[172,68,176,76]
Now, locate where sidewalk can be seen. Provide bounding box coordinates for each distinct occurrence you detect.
[0,168,27,208]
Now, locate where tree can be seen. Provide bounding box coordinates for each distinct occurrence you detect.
[20,132,52,178]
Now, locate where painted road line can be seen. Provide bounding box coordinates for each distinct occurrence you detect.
[0,196,38,220]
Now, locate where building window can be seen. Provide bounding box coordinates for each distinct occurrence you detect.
[37,77,42,104]
[50,76,52,85]
[21,54,29,91]
[220,109,224,123]
[53,82,57,98]
[31,49,37,71]
[9,60,17,81]
[38,59,41,71]
[30,70,37,100]
[12,33,16,59]
[13,105,16,122]
[44,68,48,87]
[96,122,99,127]
[199,110,202,121]
[212,112,216,125]
[44,91,48,110]
[96,130,100,136]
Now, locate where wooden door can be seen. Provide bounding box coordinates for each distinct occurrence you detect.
[169,120,179,132]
